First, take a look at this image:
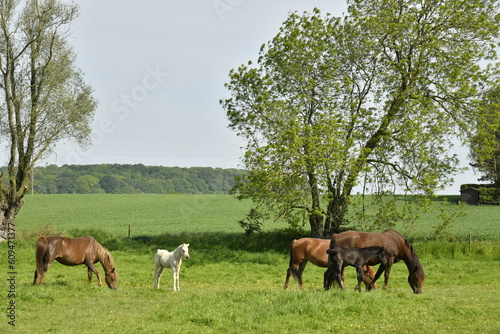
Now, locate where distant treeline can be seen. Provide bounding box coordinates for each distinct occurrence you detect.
[25,164,244,194]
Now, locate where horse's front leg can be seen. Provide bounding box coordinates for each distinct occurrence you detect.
[175,266,181,291]
[87,263,102,286]
[334,263,345,290]
[354,265,364,292]
[323,266,334,290]
[371,259,392,290]
[382,262,392,290]
[172,267,179,291]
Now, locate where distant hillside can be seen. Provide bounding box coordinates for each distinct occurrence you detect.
[26,164,244,194]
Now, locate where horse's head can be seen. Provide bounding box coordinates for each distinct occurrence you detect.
[408,263,425,294]
[181,243,190,260]
[105,267,118,290]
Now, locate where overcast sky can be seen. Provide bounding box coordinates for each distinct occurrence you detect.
[45,0,476,194]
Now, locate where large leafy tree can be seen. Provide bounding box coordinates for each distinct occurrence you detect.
[221,0,500,237]
[0,0,96,240]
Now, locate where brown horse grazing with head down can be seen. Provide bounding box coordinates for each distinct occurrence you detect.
[330,230,425,294]
[284,238,377,290]
[33,236,118,289]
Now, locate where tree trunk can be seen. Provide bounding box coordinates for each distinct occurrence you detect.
[307,168,325,237]
[324,195,348,237]
[309,211,324,238]
[0,197,24,241]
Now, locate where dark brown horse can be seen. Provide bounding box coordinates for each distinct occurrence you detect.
[33,236,118,289]
[324,246,388,292]
[330,230,425,294]
[284,238,376,290]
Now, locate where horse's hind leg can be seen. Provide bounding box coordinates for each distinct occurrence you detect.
[284,267,292,289]
[154,266,164,289]
[33,258,53,285]
[371,262,389,289]
[33,270,39,285]
[334,270,344,290]
[294,260,308,290]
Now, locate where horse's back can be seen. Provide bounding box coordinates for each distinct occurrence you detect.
[291,238,329,267]
[155,249,172,267]
[333,230,405,258]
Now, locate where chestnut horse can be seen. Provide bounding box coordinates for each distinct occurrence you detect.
[330,230,425,294]
[33,236,118,289]
[284,238,376,290]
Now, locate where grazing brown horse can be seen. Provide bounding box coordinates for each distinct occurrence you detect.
[324,246,388,292]
[330,230,425,294]
[284,238,376,290]
[33,236,118,289]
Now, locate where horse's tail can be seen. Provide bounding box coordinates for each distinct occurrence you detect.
[288,239,302,281]
[288,239,297,267]
[34,236,49,281]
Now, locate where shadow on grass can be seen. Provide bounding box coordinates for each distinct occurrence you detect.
[68,227,310,255]
[65,227,500,262]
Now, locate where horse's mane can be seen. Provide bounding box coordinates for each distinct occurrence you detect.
[88,236,116,270]
[386,230,425,278]
[173,243,187,255]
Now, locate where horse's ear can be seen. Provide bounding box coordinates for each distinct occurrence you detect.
[186,243,190,247]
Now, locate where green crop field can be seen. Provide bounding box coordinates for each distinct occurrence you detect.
[2,194,500,333]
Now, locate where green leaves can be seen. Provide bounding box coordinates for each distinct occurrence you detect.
[222,1,500,235]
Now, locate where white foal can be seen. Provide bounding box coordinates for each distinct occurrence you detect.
[154,243,190,291]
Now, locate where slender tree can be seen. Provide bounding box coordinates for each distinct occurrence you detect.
[0,0,96,240]
[222,1,500,237]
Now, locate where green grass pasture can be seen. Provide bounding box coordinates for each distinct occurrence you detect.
[2,194,500,333]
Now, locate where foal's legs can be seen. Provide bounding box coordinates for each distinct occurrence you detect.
[332,263,344,290]
[172,266,181,291]
[323,266,334,290]
[154,265,164,289]
[354,265,364,292]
